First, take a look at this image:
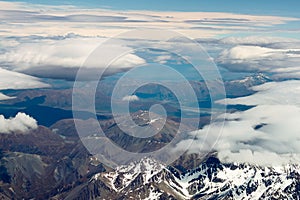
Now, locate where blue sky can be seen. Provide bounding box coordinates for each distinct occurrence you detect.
[5,0,300,17]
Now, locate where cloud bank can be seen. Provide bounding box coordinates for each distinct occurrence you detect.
[0,37,146,80]
[217,36,300,79]
[217,80,300,106]
[0,93,14,101]
[0,1,298,82]
[0,112,38,134]
[0,68,49,100]
[177,81,300,166]
[0,1,298,38]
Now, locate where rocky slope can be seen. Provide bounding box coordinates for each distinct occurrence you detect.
[0,125,106,199]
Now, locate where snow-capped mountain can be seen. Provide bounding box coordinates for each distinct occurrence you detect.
[83,156,300,200]
[225,73,272,98]
[229,73,272,88]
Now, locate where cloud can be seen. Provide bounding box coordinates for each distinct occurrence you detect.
[219,36,300,48]
[216,36,300,79]
[217,80,300,106]
[176,80,300,166]
[122,95,139,102]
[153,54,173,64]
[0,2,298,81]
[0,93,14,101]
[220,45,275,60]
[0,37,146,80]
[0,112,38,134]
[0,68,49,90]
[0,1,298,38]
[0,68,49,100]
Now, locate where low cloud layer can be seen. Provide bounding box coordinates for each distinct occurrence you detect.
[177,81,300,166]
[217,36,300,79]
[0,68,49,100]
[0,36,146,80]
[217,80,300,106]
[0,37,144,70]
[0,93,14,101]
[0,112,38,134]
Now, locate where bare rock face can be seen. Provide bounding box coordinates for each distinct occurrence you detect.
[0,125,106,199]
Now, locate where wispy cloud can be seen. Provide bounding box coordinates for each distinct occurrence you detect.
[0,1,298,38]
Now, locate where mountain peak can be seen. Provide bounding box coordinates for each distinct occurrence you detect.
[90,156,300,199]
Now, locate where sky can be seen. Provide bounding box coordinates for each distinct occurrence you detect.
[4,0,300,17]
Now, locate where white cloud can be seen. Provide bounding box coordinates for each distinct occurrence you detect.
[0,67,49,100]
[0,2,298,81]
[217,80,300,106]
[217,37,300,79]
[122,95,139,102]
[0,68,49,90]
[0,37,146,80]
[0,112,38,134]
[0,93,14,101]
[0,1,298,38]
[153,54,173,64]
[219,36,300,47]
[219,45,278,60]
[177,80,300,166]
